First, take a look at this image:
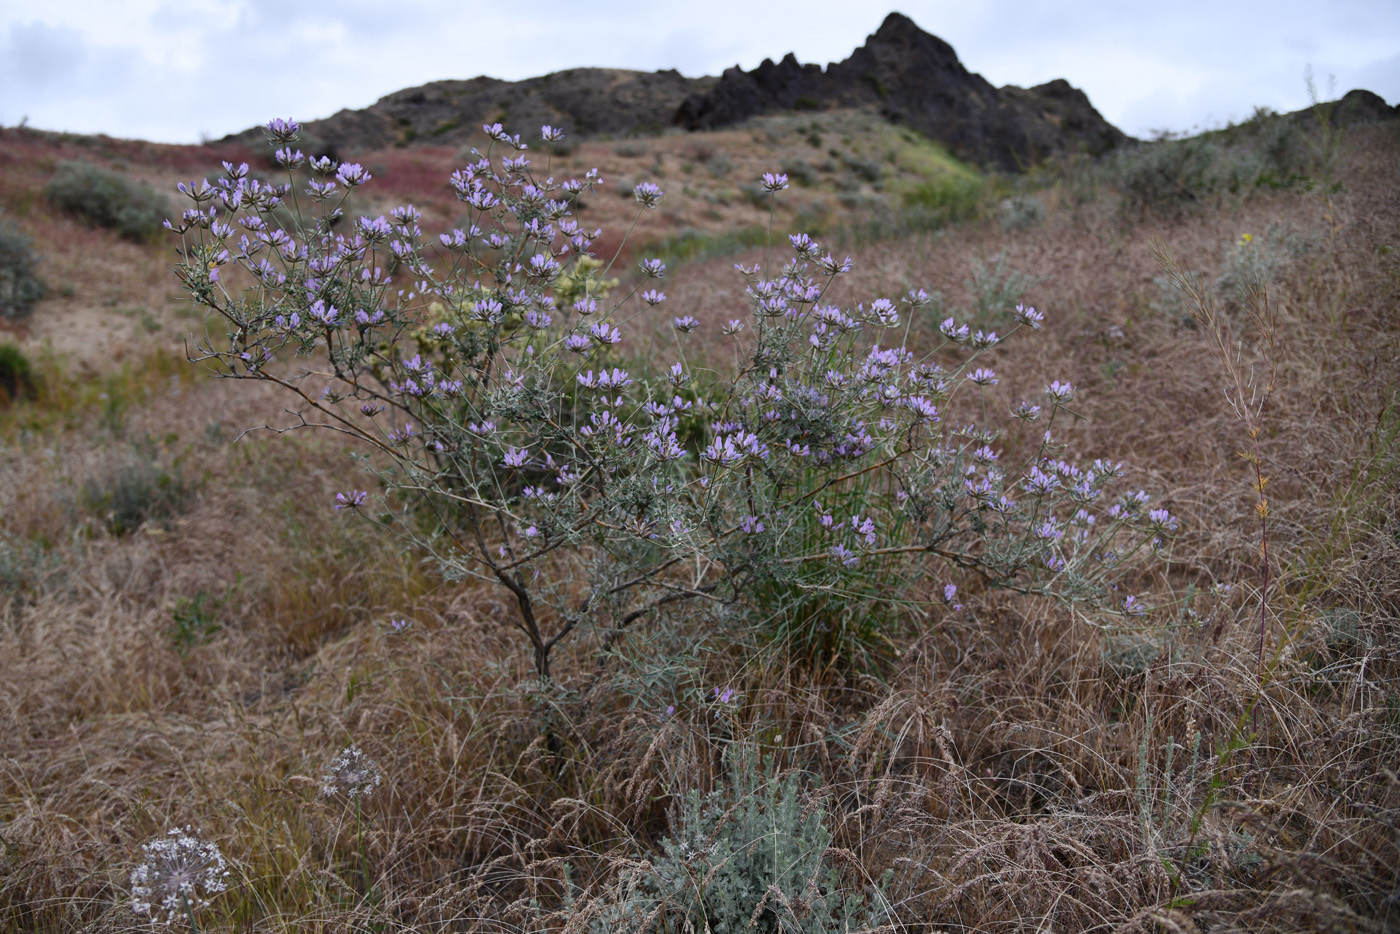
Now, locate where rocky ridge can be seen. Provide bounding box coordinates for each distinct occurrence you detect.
[224,13,1125,171]
[675,13,1128,171]
[222,13,1399,172]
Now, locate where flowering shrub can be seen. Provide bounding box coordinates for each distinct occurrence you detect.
[169,120,1173,679]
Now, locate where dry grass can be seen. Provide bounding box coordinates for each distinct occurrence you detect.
[0,117,1396,932]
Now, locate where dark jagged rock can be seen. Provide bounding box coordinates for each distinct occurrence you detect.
[676,12,1129,171]
[1288,88,1400,129]
[222,68,715,153]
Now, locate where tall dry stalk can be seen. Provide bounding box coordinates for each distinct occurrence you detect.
[1151,240,1278,711]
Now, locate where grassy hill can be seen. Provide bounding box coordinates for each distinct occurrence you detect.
[0,99,1397,933]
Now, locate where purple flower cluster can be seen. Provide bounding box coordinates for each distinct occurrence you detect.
[170,117,1174,683]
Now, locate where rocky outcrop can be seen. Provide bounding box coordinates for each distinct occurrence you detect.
[1288,88,1400,130]
[223,11,1133,169]
[223,68,714,153]
[675,12,1129,170]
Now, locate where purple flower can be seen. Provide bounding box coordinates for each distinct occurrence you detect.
[942,583,963,610]
[713,686,739,706]
[789,232,820,259]
[1012,400,1042,421]
[759,172,789,192]
[588,322,621,345]
[1069,479,1100,504]
[265,117,301,142]
[356,215,392,242]
[388,618,411,633]
[672,315,698,333]
[1046,380,1075,403]
[831,543,858,567]
[633,182,665,207]
[722,319,745,335]
[307,300,339,326]
[335,163,372,187]
[526,253,561,278]
[939,317,970,342]
[639,257,666,278]
[739,515,765,534]
[868,298,899,327]
[1122,595,1146,617]
[335,490,367,509]
[564,334,591,353]
[1013,303,1044,328]
[540,125,565,142]
[642,289,666,306]
[502,447,529,469]
[1148,508,1179,532]
[968,368,998,386]
[850,514,877,546]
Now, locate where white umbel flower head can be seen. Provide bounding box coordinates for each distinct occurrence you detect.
[130,827,229,926]
[322,743,382,799]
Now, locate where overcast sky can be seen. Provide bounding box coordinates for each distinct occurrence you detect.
[2,1,1397,145]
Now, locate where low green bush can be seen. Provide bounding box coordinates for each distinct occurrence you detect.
[81,443,195,536]
[0,216,46,319]
[1107,109,1315,218]
[595,748,890,933]
[902,174,984,227]
[0,342,36,403]
[45,160,169,242]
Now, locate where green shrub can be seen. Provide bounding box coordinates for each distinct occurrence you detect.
[0,534,58,617]
[1108,111,1315,218]
[843,155,882,184]
[595,748,890,933]
[45,160,168,241]
[0,216,46,319]
[970,254,1043,322]
[997,194,1046,231]
[779,157,816,187]
[1153,225,1308,325]
[81,443,195,536]
[167,579,237,653]
[902,174,984,227]
[1213,224,1309,309]
[0,342,36,403]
